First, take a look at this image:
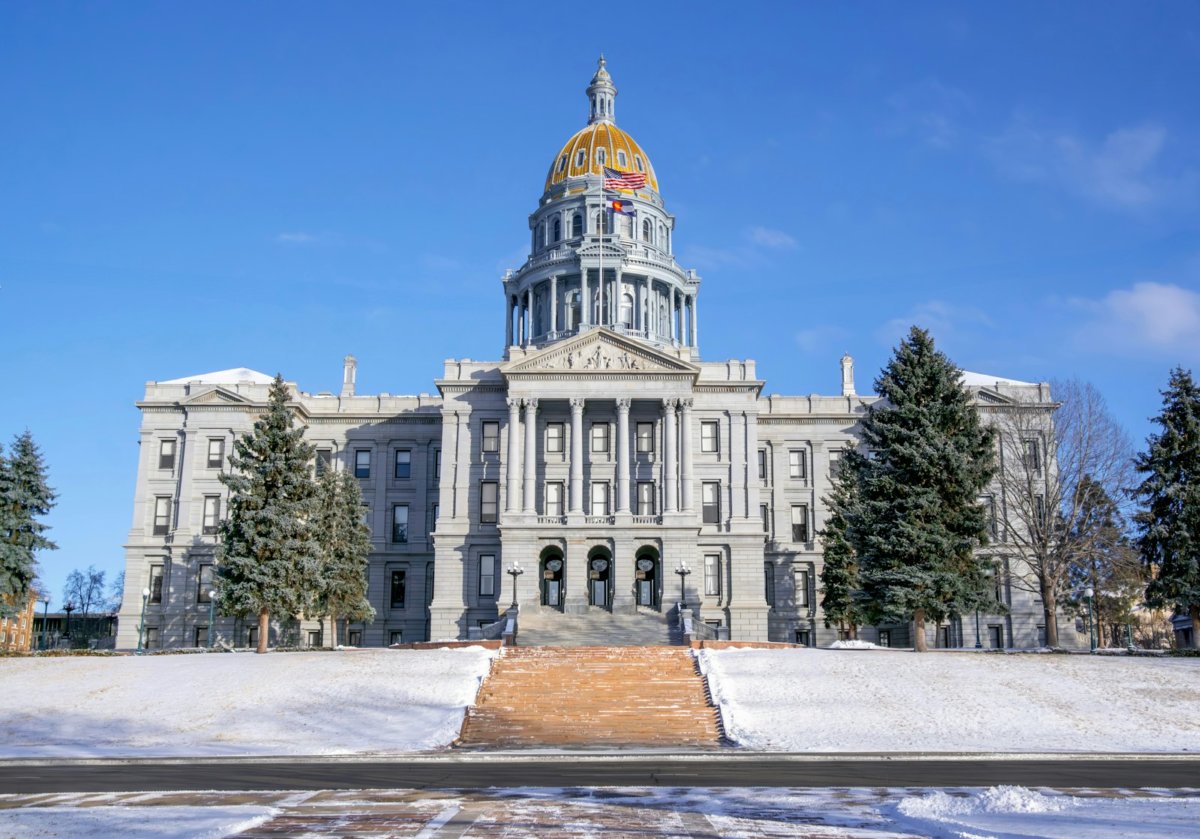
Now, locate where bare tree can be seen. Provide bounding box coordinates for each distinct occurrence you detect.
[990,379,1134,647]
[62,565,107,642]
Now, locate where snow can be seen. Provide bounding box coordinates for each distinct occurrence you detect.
[0,805,277,838]
[161,368,274,385]
[829,639,878,649]
[700,648,1200,752]
[959,370,1036,387]
[0,648,495,757]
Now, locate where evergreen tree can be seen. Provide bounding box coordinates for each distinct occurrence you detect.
[1132,367,1200,649]
[819,460,863,638]
[215,375,321,653]
[313,469,375,647]
[0,432,57,618]
[850,327,998,651]
[1067,476,1142,646]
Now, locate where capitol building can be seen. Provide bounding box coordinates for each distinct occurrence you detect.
[116,60,1073,651]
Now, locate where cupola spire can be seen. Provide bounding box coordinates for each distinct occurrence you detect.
[586,55,617,125]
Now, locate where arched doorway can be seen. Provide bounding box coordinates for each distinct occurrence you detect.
[587,547,612,610]
[540,548,564,611]
[634,548,661,609]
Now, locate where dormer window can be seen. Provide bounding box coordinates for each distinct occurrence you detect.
[553,217,561,241]
[635,156,644,172]
[557,155,567,173]
[617,150,627,167]
[596,148,607,166]
[572,212,583,237]
[575,149,586,167]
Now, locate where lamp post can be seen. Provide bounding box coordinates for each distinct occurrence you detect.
[506,562,525,609]
[63,602,75,645]
[39,598,50,651]
[137,587,150,652]
[207,590,217,647]
[674,559,691,607]
[1084,586,1095,652]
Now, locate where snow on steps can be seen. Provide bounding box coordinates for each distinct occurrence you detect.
[456,647,726,749]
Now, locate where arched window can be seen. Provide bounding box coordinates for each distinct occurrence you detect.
[617,150,627,167]
[620,293,634,329]
[576,149,586,167]
[572,212,583,238]
[642,219,652,242]
[566,290,580,330]
[596,147,607,166]
[635,156,644,172]
[553,217,561,242]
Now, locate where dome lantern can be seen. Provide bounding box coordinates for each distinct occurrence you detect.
[586,55,617,125]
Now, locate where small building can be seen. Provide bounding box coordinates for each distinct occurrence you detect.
[0,595,37,653]
[30,611,119,650]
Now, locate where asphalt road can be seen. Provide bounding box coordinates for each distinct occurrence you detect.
[1,754,1197,793]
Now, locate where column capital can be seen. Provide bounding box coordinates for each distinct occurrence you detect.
[523,397,539,411]
[506,397,521,410]
[569,397,587,411]
[662,397,679,410]
[679,398,694,411]
[616,397,632,412]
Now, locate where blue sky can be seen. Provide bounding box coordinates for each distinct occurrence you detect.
[2,2,1198,608]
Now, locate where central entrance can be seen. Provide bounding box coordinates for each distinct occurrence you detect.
[541,550,564,610]
[635,550,660,609]
[588,548,612,609]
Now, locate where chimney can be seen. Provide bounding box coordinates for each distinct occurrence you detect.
[840,353,856,397]
[341,354,357,398]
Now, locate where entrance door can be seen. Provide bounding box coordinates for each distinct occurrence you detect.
[589,557,611,608]
[542,557,564,609]
[635,556,658,608]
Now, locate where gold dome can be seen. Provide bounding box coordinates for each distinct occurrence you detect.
[544,122,659,193]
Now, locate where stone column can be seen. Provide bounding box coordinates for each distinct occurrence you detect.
[663,398,678,513]
[670,287,678,343]
[598,268,605,326]
[616,267,624,328]
[569,398,585,513]
[505,296,513,347]
[746,411,760,515]
[680,398,695,512]
[522,398,538,514]
[616,398,631,513]
[526,287,534,344]
[690,295,699,347]
[505,397,521,513]
[731,411,746,519]
[549,274,558,337]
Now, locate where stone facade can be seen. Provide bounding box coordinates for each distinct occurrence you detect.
[116,59,1083,651]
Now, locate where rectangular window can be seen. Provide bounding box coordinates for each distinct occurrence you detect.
[636,422,654,453]
[1035,494,1047,527]
[158,439,176,471]
[877,630,891,648]
[1023,439,1041,472]
[701,421,719,453]
[394,450,411,479]
[389,630,404,645]
[390,570,407,608]
[481,421,500,453]
[207,438,225,469]
[197,564,214,603]
[307,630,322,648]
[980,495,998,539]
[794,568,809,607]
[789,449,806,480]
[701,482,721,524]
[590,481,610,516]
[795,629,811,647]
[704,554,721,596]
[347,629,362,647]
[591,422,610,453]
[194,626,208,647]
[636,482,655,516]
[315,448,332,476]
[546,423,564,453]
[433,449,441,482]
[545,482,564,516]
[480,482,498,523]
[149,564,164,605]
[479,554,496,597]
[153,497,171,535]
[764,562,776,607]
[202,496,220,535]
[245,626,257,648]
[354,449,371,479]
[828,450,843,476]
[391,505,409,543]
[145,626,160,649]
[760,503,771,536]
[991,561,1006,604]
[989,624,1004,649]
[430,503,439,533]
[758,449,768,482]
[791,504,809,542]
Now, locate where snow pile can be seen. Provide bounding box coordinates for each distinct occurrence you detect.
[828,640,877,649]
[897,786,1071,819]
[0,648,495,757]
[0,804,278,838]
[700,647,1200,751]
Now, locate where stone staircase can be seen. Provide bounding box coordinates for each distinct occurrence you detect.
[515,606,683,647]
[457,646,725,749]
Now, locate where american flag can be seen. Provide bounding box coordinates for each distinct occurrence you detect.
[603,166,647,191]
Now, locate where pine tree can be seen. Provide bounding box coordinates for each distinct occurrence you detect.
[850,327,998,651]
[215,375,321,653]
[1068,477,1141,647]
[819,460,863,638]
[313,469,375,647]
[0,432,57,619]
[1133,367,1200,649]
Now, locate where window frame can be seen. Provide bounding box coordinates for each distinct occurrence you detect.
[764,562,776,607]
[590,481,610,516]
[788,449,807,480]
[546,422,564,453]
[590,422,610,454]
[794,568,810,607]
[479,554,496,598]
[158,438,176,471]
[153,496,171,536]
[545,481,565,517]
[315,448,332,476]
[480,481,499,523]
[757,449,768,482]
[791,504,810,543]
[148,564,164,605]
[701,481,721,524]
[390,569,407,609]
[700,421,719,453]
[636,422,654,454]
[354,449,371,479]
[391,504,409,544]
[481,421,500,454]
[206,438,225,469]
[393,449,412,480]
[760,503,771,536]
[636,481,655,516]
[704,553,721,597]
[201,495,221,535]
[197,564,214,604]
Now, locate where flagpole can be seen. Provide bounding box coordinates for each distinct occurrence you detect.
[597,167,604,329]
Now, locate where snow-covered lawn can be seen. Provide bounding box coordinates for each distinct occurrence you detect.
[0,804,278,839]
[0,648,495,757]
[700,648,1200,752]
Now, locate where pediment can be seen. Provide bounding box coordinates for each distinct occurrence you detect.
[504,328,698,376]
[974,388,1016,405]
[575,242,626,260]
[181,386,253,405]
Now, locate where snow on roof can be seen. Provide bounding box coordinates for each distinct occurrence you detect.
[161,368,275,385]
[959,369,1035,388]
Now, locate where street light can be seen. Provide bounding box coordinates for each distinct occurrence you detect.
[137,588,150,652]
[1083,586,1095,652]
[39,597,50,651]
[506,562,525,609]
[674,559,691,607]
[207,590,217,648]
[63,601,75,645]
[974,606,982,649]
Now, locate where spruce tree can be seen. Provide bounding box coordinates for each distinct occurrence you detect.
[819,460,863,639]
[313,469,375,647]
[0,432,57,618]
[1133,367,1200,649]
[1068,476,1141,646]
[850,327,998,651]
[215,375,321,653]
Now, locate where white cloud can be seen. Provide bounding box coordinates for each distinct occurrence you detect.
[1070,281,1200,359]
[681,227,800,271]
[748,226,798,249]
[877,300,994,348]
[275,232,323,245]
[985,120,1185,211]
